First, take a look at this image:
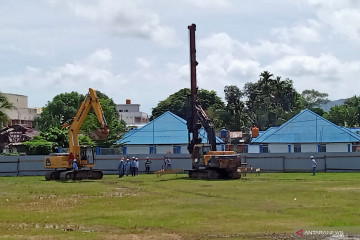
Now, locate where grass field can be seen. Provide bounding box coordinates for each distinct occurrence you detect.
[1,173,360,239]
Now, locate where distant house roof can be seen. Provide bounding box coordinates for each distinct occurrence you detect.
[118,111,224,145]
[252,109,360,143]
[0,124,40,144]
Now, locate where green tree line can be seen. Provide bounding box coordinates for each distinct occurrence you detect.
[152,70,359,131]
[1,70,360,154]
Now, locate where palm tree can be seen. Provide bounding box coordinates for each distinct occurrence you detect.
[0,92,14,127]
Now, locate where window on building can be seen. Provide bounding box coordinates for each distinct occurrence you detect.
[352,143,360,152]
[149,145,157,154]
[119,110,123,112]
[294,144,301,153]
[260,144,269,153]
[318,144,326,152]
[173,145,181,154]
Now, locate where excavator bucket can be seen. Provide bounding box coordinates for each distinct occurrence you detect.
[90,127,110,140]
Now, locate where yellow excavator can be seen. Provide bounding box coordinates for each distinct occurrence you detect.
[44,88,109,180]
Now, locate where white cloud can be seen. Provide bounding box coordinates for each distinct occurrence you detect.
[3,0,360,115]
[182,0,230,9]
[270,53,340,77]
[239,41,305,59]
[0,49,127,106]
[196,32,304,90]
[199,32,235,53]
[199,32,304,60]
[308,0,360,44]
[136,57,152,68]
[54,0,180,47]
[0,43,49,57]
[0,48,187,113]
[268,53,360,100]
[227,59,261,77]
[271,20,322,43]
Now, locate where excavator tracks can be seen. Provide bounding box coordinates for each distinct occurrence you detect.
[45,170,103,181]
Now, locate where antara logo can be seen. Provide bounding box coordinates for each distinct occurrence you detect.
[296,229,303,237]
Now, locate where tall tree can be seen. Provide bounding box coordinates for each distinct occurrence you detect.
[244,71,299,130]
[35,90,125,147]
[301,89,329,109]
[0,92,14,126]
[151,88,225,120]
[325,96,360,127]
[34,91,84,132]
[221,85,252,131]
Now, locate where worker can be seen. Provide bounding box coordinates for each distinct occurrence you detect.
[135,158,139,175]
[125,159,130,176]
[118,158,124,178]
[72,159,78,180]
[145,157,152,173]
[69,152,75,165]
[131,157,136,176]
[311,156,317,175]
[166,157,172,170]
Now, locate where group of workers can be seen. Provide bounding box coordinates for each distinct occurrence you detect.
[117,156,156,178]
[117,156,171,178]
[117,157,139,177]
[69,152,172,180]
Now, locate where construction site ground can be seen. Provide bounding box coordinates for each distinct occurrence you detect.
[1,173,360,240]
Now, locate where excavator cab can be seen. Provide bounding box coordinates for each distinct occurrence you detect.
[192,144,211,168]
[80,146,95,165]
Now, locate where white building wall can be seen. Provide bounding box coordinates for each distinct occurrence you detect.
[156,145,173,154]
[265,143,350,153]
[124,144,188,155]
[300,144,318,153]
[116,104,140,112]
[268,144,289,153]
[248,144,259,153]
[125,145,149,155]
[119,112,148,125]
[2,93,38,128]
[5,108,38,121]
[3,93,28,109]
[116,102,149,126]
[326,143,349,152]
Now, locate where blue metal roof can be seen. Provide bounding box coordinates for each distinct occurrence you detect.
[118,111,223,145]
[347,128,360,135]
[252,109,360,143]
[251,127,278,142]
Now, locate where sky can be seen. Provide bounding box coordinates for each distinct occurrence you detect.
[1,0,360,115]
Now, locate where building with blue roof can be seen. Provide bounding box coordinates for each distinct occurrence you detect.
[117,111,224,155]
[249,109,360,153]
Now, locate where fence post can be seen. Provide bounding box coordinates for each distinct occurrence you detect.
[16,158,20,176]
[324,155,327,172]
[282,156,286,172]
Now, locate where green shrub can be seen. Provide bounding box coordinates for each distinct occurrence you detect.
[1,152,19,156]
[22,136,54,155]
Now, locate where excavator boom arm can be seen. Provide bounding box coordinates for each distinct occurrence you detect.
[67,88,109,159]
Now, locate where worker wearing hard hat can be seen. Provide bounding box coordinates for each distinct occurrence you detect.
[118,158,124,178]
[72,158,78,180]
[311,156,317,176]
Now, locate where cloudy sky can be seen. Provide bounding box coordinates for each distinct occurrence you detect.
[1,0,360,114]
